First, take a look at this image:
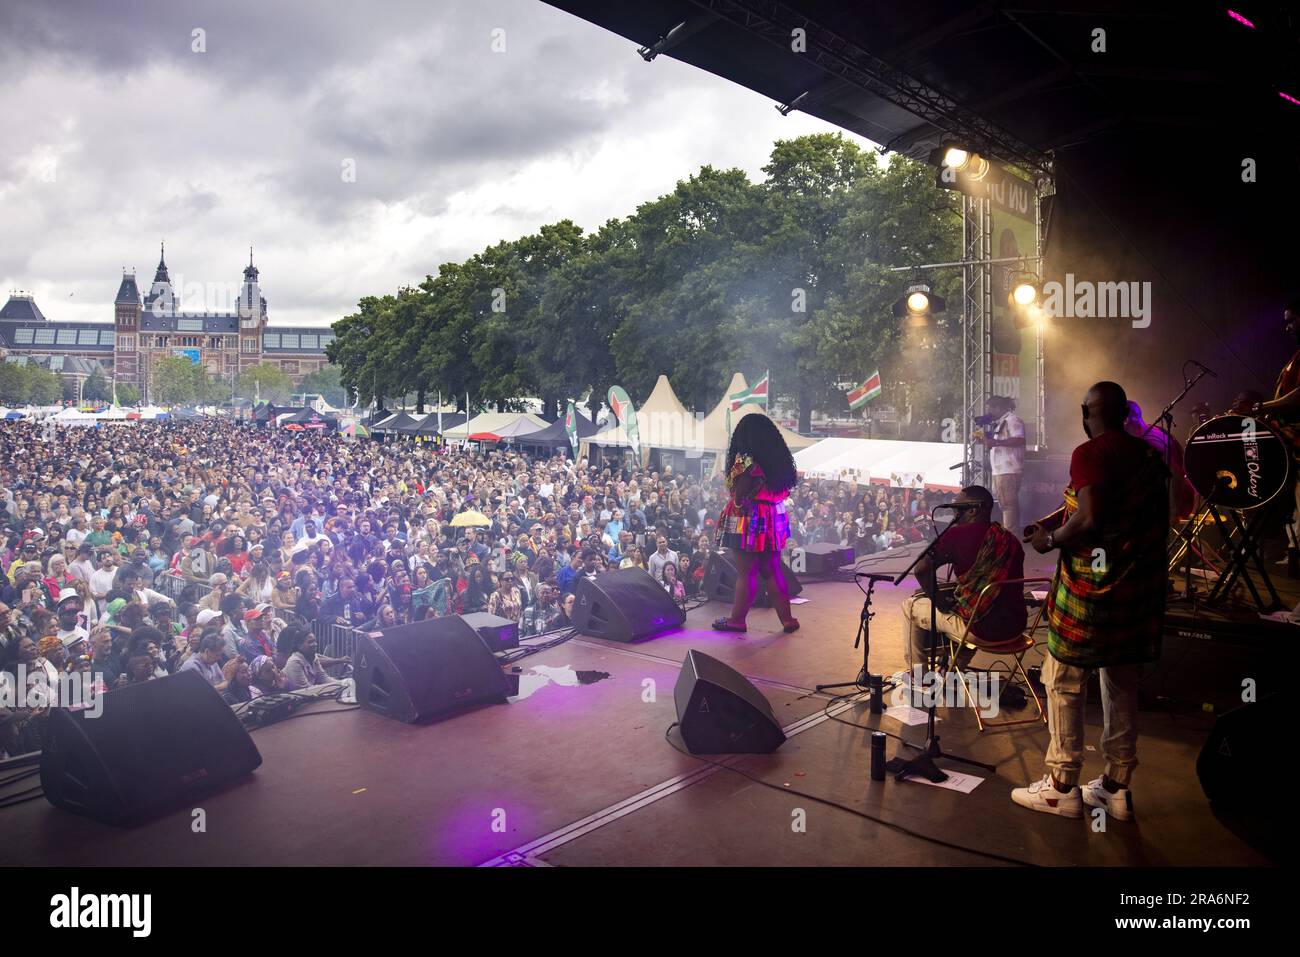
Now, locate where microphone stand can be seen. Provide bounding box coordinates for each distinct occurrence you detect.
[1147,363,1210,599]
[888,505,997,781]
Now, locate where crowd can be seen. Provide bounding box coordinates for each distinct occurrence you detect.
[0,418,953,755]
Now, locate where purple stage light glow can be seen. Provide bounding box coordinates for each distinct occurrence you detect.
[1279,91,1300,106]
[1226,10,1255,28]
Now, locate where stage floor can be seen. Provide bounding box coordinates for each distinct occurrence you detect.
[1,556,1275,867]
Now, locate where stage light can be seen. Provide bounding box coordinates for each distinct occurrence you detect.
[943,146,969,169]
[893,283,946,325]
[1011,279,1039,307]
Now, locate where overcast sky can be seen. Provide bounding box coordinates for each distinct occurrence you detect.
[1,0,872,328]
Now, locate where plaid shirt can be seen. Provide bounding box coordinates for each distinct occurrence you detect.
[1046,437,1169,668]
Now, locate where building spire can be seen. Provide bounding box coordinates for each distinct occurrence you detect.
[153,241,170,284]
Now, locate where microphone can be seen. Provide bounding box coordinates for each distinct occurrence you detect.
[1191,360,1218,379]
[856,571,896,581]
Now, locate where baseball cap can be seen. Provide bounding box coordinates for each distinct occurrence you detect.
[56,588,82,606]
[196,609,221,626]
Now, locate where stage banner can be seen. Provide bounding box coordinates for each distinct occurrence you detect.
[172,348,201,365]
[564,401,578,453]
[607,386,640,456]
[988,166,1038,447]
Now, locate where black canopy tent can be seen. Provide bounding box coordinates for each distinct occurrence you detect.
[516,410,599,450]
[254,403,307,425]
[414,412,468,436]
[278,408,339,431]
[371,412,418,434]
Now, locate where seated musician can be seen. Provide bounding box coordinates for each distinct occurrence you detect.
[900,485,1027,679]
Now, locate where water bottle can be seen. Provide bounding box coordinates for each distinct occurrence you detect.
[870,732,886,781]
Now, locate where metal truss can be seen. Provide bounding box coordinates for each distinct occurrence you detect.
[689,0,1052,171]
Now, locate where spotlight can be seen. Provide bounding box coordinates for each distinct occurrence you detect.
[942,146,969,170]
[929,141,991,182]
[893,283,946,324]
[1010,278,1039,307]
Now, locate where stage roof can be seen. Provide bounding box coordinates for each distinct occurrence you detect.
[543,1,1300,169]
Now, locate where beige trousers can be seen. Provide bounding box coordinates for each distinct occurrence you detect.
[1043,652,1142,788]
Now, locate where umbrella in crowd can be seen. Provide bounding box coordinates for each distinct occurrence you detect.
[449,509,491,528]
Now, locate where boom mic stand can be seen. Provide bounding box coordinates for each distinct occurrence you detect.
[888,505,997,782]
[814,571,894,698]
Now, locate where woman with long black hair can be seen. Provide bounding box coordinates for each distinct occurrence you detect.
[712,414,799,634]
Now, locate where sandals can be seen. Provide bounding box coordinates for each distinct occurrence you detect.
[782,619,801,634]
[711,617,747,632]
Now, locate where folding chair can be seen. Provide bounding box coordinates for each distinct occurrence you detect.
[942,576,1052,732]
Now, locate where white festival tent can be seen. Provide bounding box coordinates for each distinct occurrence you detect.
[587,374,700,451]
[441,411,548,441]
[794,438,964,492]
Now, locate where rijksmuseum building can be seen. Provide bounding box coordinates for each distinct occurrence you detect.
[0,247,333,401]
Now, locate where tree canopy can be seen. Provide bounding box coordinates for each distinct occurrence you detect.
[326,135,962,432]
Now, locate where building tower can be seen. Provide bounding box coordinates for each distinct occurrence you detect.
[236,246,266,376]
[143,242,175,317]
[113,269,142,396]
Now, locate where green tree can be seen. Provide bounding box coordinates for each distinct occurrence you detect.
[236,362,293,405]
[116,383,140,406]
[152,356,200,405]
[298,365,347,407]
[82,367,111,402]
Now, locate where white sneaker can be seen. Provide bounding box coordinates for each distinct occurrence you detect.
[1081,776,1135,821]
[1011,774,1083,818]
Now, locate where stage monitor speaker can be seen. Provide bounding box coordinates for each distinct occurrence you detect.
[354,616,510,723]
[674,649,786,754]
[461,611,519,652]
[702,549,802,606]
[798,543,855,576]
[40,670,262,826]
[1196,693,1281,809]
[573,567,686,643]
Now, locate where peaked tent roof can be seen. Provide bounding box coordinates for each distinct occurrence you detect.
[588,374,700,450]
[695,373,819,452]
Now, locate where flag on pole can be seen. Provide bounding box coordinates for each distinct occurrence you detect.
[564,401,579,453]
[847,370,882,410]
[729,372,769,412]
[607,386,640,456]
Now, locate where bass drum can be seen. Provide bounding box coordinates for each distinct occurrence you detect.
[1184,414,1293,510]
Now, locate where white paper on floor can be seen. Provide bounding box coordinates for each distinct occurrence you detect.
[884,705,936,726]
[899,770,984,794]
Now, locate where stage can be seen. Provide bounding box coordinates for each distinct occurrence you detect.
[0,559,1275,867]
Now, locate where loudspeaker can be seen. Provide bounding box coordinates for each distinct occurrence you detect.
[798,543,855,575]
[573,567,686,643]
[674,649,786,754]
[461,611,519,652]
[41,670,262,826]
[702,549,803,606]
[354,616,510,723]
[1197,694,1280,809]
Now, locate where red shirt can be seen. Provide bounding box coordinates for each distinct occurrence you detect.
[1070,430,1152,498]
[934,519,1026,640]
